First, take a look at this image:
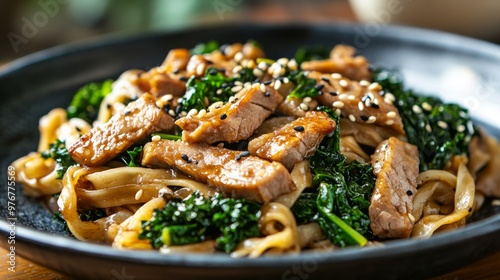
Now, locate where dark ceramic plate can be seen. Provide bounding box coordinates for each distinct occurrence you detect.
[0,23,499,280]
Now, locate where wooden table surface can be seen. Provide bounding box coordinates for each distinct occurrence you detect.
[0,246,499,279]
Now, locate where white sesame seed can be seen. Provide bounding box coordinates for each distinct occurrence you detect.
[422,102,432,111]
[155,100,165,108]
[358,102,364,111]
[197,109,207,118]
[260,83,266,92]
[347,95,356,100]
[384,97,393,105]
[385,119,395,126]
[274,80,282,90]
[231,85,243,92]
[287,59,298,70]
[412,105,423,114]
[359,80,370,87]
[349,114,356,122]
[387,111,397,118]
[216,89,223,95]
[247,60,256,69]
[277,58,289,66]
[333,101,345,108]
[335,109,342,116]
[368,82,381,91]
[367,92,375,99]
[299,103,309,111]
[188,108,198,116]
[168,109,176,116]
[252,68,263,77]
[338,94,348,100]
[408,213,415,223]
[232,65,243,73]
[303,97,312,103]
[385,93,396,102]
[228,96,235,103]
[437,120,448,129]
[180,111,187,117]
[244,82,251,88]
[177,98,184,103]
[373,98,379,105]
[234,81,243,86]
[367,116,377,124]
[339,80,348,87]
[258,61,268,70]
[425,124,432,132]
[152,135,161,142]
[283,77,290,84]
[196,64,205,76]
[234,52,243,62]
[331,73,342,79]
[135,189,144,200]
[161,94,174,102]
[365,99,371,107]
[457,124,466,132]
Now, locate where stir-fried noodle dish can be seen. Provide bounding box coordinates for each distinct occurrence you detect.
[12,41,500,256]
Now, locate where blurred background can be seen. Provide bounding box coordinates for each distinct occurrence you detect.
[1,0,500,64]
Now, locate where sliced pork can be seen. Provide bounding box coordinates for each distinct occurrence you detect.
[175,85,283,143]
[141,140,295,203]
[369,137,419,239]
[248,111,336,170]
[69,94,174,167]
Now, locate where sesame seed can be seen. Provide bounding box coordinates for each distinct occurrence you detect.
[123,110,131,116]
[135,189,144,200]
[208,68,218,75]
[252,68,263,77]
[426,124,432,132]
[365,99,371,107]
[265,91,271,97]
[437,120,448,129]
[333,101,345,108]
[406,190,413,196]
[384,97,393,105]
[358,102,364,111]
[457,124,466,132]
[168,109,176,117]
[228,96,235,103]
[359,80,370,87]
[303,97,312,103]
[188,109,199,117]
[181,154,190,162]
[197,109,207,118]
[216,89,223,95]
[339,80,348,87]
[299,103,309,111]
[370,103,380,109]
[361,115,369,121]
[422,102,432,111]
[387,111,397,118]
[232,65,243,73]
[386,119,395,126]
[234,52,243,62]
[231,85,243,93]
[408,213,415,223]
[152,135,161,142]
[274,80,282,90]
[368,82,381,91]
[161,94,174,102]
[217,143,224,148]
[156,100,165,108]
[367,116,377,123]
[287,59,298,70]
[294,126,305,132]
[331,73,342,79]
[220,113,227,120]
[313,84,324,91]
[277,57,289,66]
[347,95,356,100]
[258,62,269,70]
[335,109,341,116]
[329,91,338,96]
[196,64,205,76]
[321,77,331,85]
[234,81,243,86]
[338,94,348,100]
[179,76,188,82]
[385,93,396,102]
[412,105,423,114]
[349,114,356,122]
[283,77,290,84]
[258,83,266,92]
[263,80,272,85]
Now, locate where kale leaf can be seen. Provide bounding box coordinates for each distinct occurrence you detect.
[286,70,322,100]
[41,139,77,179]
[373,69,476,171]
[66,80,113,123]
[118,146,143,167]
[294,46,330,66]
[190,40,219,55]
[139,192,261,253]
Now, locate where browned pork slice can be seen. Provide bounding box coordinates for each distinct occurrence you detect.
[141,140,295,203]
[369,137,419,239]
[248,111,336,170]
[301,45,372,81]
[134,68,187,98]
[310,71,405,136]
[69,94,174,167]
[175,85,283,143]
[252,116,296,137]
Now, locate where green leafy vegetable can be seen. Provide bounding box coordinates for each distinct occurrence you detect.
[53,208,106,233]
[373,69,476,171]
[294,46,330,66]
[286,70,321,100]
[41,139,77,179]
[190,40,219,55]
[118,146,143,167]
[291,106,375,247]
[179,67,256,113]
[139,192,261,252]
[66,80,113,123]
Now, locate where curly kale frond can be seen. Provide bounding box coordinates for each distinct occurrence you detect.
[139,192,261,252]
[41,139,77,179]
[66,80,113,123]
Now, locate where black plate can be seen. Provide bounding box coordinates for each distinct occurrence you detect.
[1,23,499,280]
